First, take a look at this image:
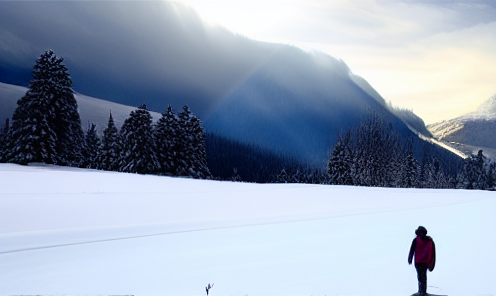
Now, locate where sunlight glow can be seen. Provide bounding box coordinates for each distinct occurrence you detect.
[181,0,298,42]
[179,0,496,123]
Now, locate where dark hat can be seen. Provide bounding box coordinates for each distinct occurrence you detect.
[415,226,428,235]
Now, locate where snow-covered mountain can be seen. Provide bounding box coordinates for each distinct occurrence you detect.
[427,94,496,159]
[0,1,451,165]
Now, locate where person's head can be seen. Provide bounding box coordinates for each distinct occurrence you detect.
[415,226,428,237]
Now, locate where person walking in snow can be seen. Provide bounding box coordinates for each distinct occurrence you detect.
[408,226,436,296]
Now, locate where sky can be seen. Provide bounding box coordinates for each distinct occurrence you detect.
[181,0,496,124]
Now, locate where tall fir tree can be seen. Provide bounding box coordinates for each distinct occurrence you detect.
[153,105,179,175]
[6,50,83,166]
[0,118,10,162]
[7,89,58,164]
[96,112,120,171]
[457,150,487,190]
[188,110,211,179]
[349,113,402,187]
[327,132,353,185]
[177,105,211,178]
[487,162,496,190]
[118,104,159,174]
[421,157,439,188]
[401,151,420,188]
[176,106,192,176]
[81,123,100,169]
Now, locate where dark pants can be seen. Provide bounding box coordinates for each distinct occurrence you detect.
[415,263,428,295]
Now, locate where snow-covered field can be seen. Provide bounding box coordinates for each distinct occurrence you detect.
[0,164,494,296]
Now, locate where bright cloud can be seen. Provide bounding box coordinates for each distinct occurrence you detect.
[183,0,496,123]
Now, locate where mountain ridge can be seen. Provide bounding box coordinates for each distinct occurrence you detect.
[427,94,496,159]
[0,0,458,166]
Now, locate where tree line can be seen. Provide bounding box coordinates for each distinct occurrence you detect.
[1,50,494,189]
[0,50,210,178]
[326,113,495,190]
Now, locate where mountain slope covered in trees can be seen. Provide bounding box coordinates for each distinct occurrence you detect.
[0,0,443,166]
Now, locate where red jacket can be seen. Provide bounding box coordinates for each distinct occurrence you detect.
[408,236,436,271]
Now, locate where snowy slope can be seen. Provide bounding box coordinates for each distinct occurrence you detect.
[427,94,496,158]
[0,82,161,133]
[427,94,496,138]
[1,164,495,296]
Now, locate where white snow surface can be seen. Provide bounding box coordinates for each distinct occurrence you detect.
[0,164,495,296]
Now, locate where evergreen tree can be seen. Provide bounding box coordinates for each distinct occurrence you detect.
[96,112,120,171]
[421,157,439,188]
[153,105,179,175]
[0,118,10,162]
[473,150,488,190]
[457,150,487,190]
[176,106,193,176]
[177,105,211,178]
[230,168,242,182]
[328,132,353,185]
[188,110,211,179]
[487,162,496,190]
[349,113,402,187]
[276,168,289,183]
[6,50,83,166]
[118,104,159,174]
[81,123,100,169]
[401,151,420,188]
[7,91,58,164]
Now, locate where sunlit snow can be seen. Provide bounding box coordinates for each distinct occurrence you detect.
[0,164,494,296]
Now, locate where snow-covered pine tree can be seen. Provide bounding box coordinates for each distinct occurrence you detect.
[350,122,372,186]
[177,105,211,178]
[402,151,420,188]
[487,162,496,190]
[472,151,484,189]
[276,168,289,183]
[96,112,120,171]
[6,50,84,166]
[420,157,438,188]
[48,52,84,166]
[327,132,353,185]
[230,168,242,182]
[7,78,59,165]
[188,111,211,179]
[0,118,10,162]
[81,123,100,169]
[118,104,159,174]
[474,150,488,190]
[153,105,179,176]
[348,113,403,187]
[457,150,487,190]
[175,106,191,176]
[436,170,455,189]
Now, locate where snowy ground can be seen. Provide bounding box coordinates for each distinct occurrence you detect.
[0,164,494,296]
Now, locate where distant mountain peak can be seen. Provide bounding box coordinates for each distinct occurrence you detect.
[426,93,496,159]
[473,93,496,119]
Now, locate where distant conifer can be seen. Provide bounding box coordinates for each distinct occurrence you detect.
[118,104,159,174]
[97,112,120,171]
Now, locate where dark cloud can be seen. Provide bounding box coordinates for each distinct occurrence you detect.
[0,0,405,165]
[0,1,282,116]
